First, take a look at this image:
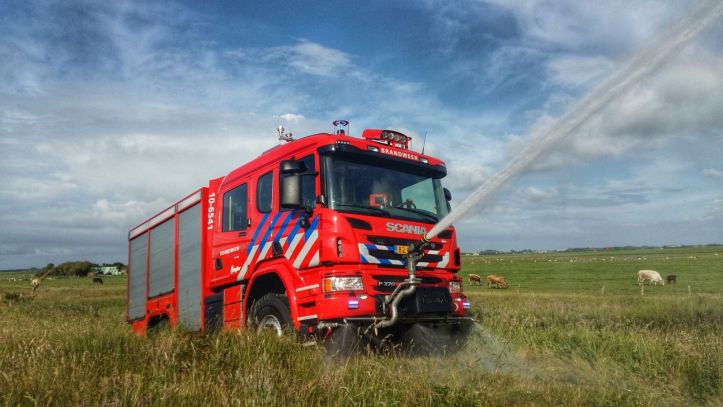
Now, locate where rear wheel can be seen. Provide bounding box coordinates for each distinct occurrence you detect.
[147,315,170,336]
[250,293,292,336]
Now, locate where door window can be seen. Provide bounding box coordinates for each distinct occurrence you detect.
[222,184,248,231]
[257,171,273,213]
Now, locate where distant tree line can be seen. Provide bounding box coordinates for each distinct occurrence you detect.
[475,243,722,255]
[33,262,127,278]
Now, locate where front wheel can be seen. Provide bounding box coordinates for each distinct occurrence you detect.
[249,293,292,336]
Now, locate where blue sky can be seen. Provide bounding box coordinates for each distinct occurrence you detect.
[1,0,722,269]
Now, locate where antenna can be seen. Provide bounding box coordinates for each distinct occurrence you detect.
[421,131,428,154]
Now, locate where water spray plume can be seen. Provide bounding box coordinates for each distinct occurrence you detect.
[425,0,723,241]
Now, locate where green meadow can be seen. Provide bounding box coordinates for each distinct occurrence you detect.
[1,246,721,406]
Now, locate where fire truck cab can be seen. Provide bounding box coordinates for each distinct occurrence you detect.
[127,121,471,350]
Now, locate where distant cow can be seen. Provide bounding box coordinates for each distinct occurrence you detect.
[468,274,482,285]
[666,275,677,284]
[487,275,509,289]
[92,277,104,285]
[638,270,664,286]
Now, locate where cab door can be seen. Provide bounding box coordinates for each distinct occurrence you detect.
[239,169,277,278]
[211,182,250,284]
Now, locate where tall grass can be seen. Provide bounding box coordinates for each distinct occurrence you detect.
[1,250,721,406]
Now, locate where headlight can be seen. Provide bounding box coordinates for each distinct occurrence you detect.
[449,281,462,294]
[323,276,364,292]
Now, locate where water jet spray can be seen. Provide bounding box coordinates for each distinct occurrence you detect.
[421,0,723,243]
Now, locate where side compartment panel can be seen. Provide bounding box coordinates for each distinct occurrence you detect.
[128,234,148,321]
[223,284,243,329]
[148,218,175,298]
[177,204,202,331]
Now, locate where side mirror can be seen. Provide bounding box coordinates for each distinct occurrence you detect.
[443,188,452,201]
[280,159,307,174]
[280,174,303,209]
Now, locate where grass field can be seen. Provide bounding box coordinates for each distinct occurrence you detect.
[1,246,721,406]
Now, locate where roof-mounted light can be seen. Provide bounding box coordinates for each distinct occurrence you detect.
[333,119,349,135]
[362,129,411,150]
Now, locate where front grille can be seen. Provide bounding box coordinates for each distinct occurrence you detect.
[374,287,453,315]
[372,275,442,292]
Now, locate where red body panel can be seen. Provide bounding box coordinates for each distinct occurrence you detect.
[127,130,468,334]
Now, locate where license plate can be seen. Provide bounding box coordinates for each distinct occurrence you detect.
[395,245,409,255]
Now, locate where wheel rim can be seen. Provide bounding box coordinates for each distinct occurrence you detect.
[258,314,283,336]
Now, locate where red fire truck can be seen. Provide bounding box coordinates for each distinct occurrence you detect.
[127,120,472,351]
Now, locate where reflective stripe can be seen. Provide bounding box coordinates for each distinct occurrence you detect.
[274,211,296,244]
[258,212,283,253]
[437,253,450,268]
[286,216,303,249]
[238,243,259,279]
[304,216,319,241]
[294,229,318,269]
[285,231,304,259]
[357,243,437,267]
[247,213,270,254]
[295,284,319,292]
[308,250,320,267]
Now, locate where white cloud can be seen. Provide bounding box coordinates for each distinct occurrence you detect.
[289,40,352,77]
[703,168,723,178]
[278,113,305,122]
[546,55,615,88]
[226,40,354,78]
[485,0,679,53]
[525,186,557,201]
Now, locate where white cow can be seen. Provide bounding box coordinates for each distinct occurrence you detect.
[638,270,664,286]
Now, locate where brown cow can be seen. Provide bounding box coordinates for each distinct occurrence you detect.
[468,274,482,285]
[487,275,509,289]
[666,275,677,284]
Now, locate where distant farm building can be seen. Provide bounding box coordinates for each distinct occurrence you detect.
[92,266,124,276]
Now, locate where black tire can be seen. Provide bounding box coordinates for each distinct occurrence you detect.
[249,293,292,336]
[324,324,362,356]
[147,316,170,336]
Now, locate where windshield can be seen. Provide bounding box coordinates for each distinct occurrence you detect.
[323,155,449,223]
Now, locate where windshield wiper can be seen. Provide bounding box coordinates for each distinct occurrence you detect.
[334,204,391,216]
[393,207,438,223]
